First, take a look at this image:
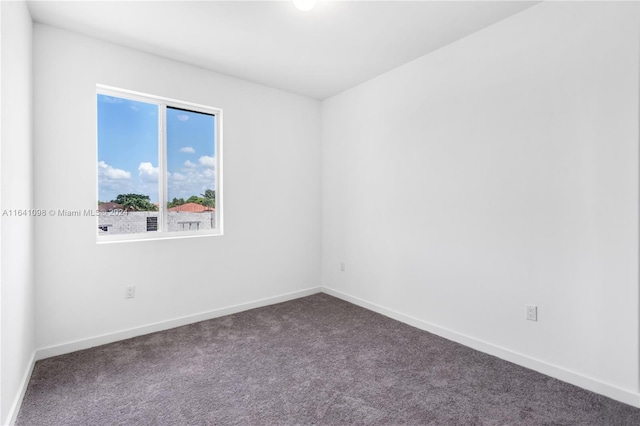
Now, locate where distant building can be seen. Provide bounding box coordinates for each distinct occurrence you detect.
[168,202,214,213]
[98,202,124,212]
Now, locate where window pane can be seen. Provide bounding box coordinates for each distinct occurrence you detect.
[165,107,216,232]
[97,94,159,235]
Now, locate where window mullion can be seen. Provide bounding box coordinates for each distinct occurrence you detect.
[158,104,167,232]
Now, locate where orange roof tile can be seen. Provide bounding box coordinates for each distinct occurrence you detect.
[168,202,214,213]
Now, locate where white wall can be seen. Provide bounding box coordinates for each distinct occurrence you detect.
[33,25,321,351]
[322,1,640,404]
[0,1,35,424]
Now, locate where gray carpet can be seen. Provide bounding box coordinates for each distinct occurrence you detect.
[16,293,640,425]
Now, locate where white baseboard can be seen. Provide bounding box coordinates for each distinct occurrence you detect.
[36,286,322,361]
[23,285,640,418]
[4,351,36,426]
[321,286,640,409]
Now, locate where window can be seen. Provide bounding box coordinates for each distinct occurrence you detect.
[97,86,222,242]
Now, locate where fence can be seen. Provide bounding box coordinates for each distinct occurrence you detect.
[98,211,215,235]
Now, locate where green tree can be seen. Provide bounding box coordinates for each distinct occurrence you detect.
[201,189,215,208]
[112,194,158,212]
[186,195,205,205]
[167,197,185,208]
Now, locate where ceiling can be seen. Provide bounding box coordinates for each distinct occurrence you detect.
[27,1,538,100]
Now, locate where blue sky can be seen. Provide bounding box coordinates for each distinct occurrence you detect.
[97,95,216,203]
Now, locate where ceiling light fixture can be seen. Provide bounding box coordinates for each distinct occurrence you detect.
[293,0,317,12]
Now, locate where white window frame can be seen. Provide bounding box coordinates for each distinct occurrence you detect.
[96,85,223,243]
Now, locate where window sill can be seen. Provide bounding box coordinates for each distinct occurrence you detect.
[97,229,223,244]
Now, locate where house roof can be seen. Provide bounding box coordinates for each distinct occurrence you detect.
[98,202,124,212]
[168,202,214,213]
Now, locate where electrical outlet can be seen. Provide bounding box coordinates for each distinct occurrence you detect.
[126,286,136,299]
[340,262,345,272]
[526,305,537,321]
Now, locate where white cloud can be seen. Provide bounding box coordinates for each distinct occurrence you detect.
[97,161,135,202]
[167,167,216,200]
[177,114,189,122]
[183,160,196,168]
[180,146,195,154]
[198,155,215,168]
[98,161,131,180]
[138,162,158,182]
